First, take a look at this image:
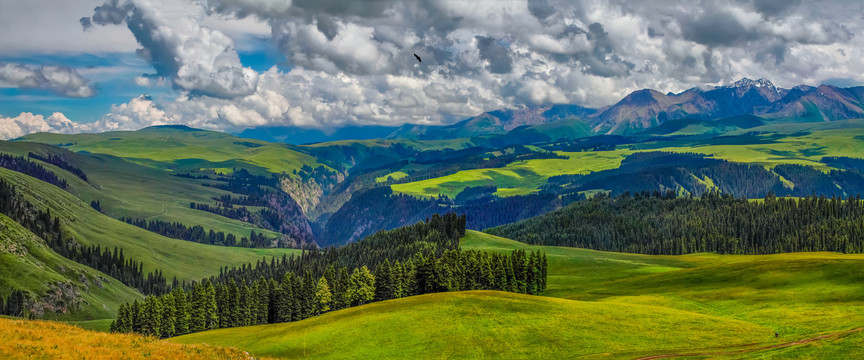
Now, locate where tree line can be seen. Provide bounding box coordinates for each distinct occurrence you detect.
[120,217,276,248]
[27,152,88,181]
[110,213,547,338]
[0,179,169,296]
[111,249,547,338]
[489,190,864,255]
[0,153,67,189]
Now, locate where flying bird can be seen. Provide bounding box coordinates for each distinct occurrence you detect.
[414,53,422,62]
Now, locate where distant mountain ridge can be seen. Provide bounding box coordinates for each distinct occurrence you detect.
[238,78,864,142]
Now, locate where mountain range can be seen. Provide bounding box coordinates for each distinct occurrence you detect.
[240,78,864,143]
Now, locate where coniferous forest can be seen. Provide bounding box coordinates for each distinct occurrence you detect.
[489,191,864,255]
[110,213,548,338]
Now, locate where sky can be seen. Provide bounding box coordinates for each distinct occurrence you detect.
[1,0,863,139]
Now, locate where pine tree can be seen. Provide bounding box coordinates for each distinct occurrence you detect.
[256,277,269,325]
[238,283,250,326]
[227,279,240,327]
[314,276,332,315]
[204,279,219,330]
[189,282,206,332]
[374,259,394,301]
[140,295,162,337]
[130,300,142,333]
[277,273,294,322]
[160,293,176,338]
[172,287,189,335]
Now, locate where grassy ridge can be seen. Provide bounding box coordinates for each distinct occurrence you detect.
[169,231,864,358]
[0,317,268,360]
[0,167,301,281]
[0,141,282,240]
[0,213,142,322]
[462,230,864,358]
[19,126,324,174]
[391,123,864,198]
[391,150,628,198]
[172,291,770,359]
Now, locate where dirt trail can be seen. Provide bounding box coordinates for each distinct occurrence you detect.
[635,327,864,359]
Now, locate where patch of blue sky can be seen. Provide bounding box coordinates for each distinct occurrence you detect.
[237,36,290,72]
[0,52,172,122]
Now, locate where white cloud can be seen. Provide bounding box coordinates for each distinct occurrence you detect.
[0,63,96,98]
[0,112,77,140]
[7,0,864,137]
[81,0,259,98]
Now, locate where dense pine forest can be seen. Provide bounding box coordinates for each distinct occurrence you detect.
[110,213,548,338]
[489,191,864,255]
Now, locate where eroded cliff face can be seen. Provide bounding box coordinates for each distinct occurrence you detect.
[280,170,345,221]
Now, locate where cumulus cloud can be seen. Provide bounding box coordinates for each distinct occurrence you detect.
[11,0,857,136]
[0,63,96,98]
[0,112,77,140]
[81,0,259,98]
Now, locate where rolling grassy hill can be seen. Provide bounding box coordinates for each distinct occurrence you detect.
[172,291,770,359]
[0,317,267,360]
[0,167,301,282]
[391,150,629,198]
[390,122,864,198]
[167,231,864,359]
[462,230,864,358]
[0,141,283,240]
[0,213,141,323]
[19,125,324,175]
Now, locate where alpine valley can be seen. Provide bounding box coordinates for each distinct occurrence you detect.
[4,78,864,359]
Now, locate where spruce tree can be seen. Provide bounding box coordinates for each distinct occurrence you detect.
[172,287,189,335]
[374,259,394,301]
[189,282,206,332]
[227,279,240,327]
[256,277,269,325]
[278,273,294,322]
[160,293,176,338]
[204,279,219,330]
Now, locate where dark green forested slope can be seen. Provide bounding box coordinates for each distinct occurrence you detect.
[488,191,864,255]
[110,213,547,338]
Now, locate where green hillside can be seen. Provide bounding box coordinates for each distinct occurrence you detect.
[0,167,301,281]
[390,123,864,198]
[19,126,324,175]
[171,231,864,359]
[462,230,864,358]
[0,213,142,323]
[0,141,282,240]
[172,291,769,359]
